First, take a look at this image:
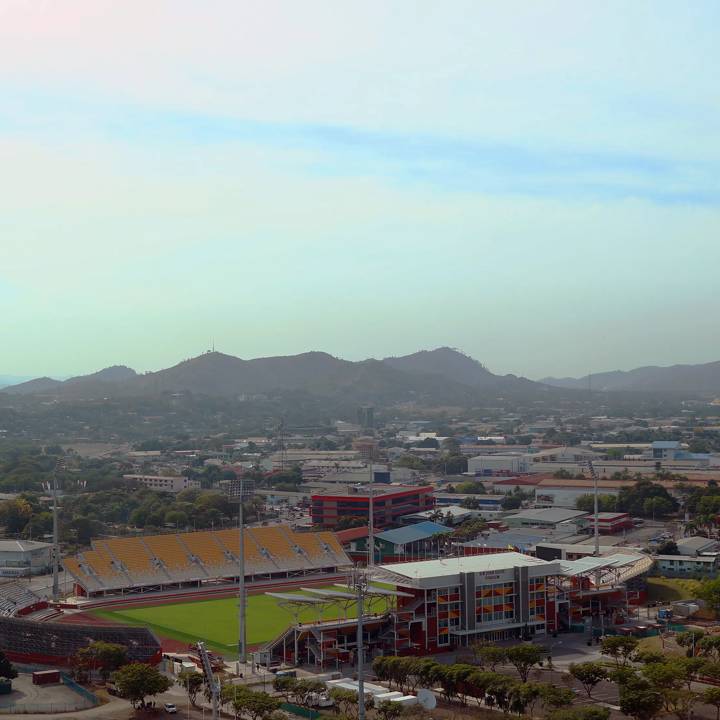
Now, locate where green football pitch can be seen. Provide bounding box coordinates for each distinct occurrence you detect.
[92,587,390,656]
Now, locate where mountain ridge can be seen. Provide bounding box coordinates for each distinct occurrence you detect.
[542,359,720,395]
[1,348,544,404]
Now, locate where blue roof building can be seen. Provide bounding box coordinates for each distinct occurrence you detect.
[357,521,452,563]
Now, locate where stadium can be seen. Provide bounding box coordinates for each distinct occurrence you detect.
[0,522,654,668]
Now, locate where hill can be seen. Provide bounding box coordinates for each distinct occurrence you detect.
[3,376,64,395]
[1,348,553,406]
[384,347,538,392]
[542,360,720,395]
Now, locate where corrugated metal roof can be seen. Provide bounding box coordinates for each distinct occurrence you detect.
[378,551,553,580]
[507,508,588,523]
[375,521,451,546]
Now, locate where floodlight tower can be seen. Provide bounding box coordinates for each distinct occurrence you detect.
[351,567,369,720]
[51,459,64,603]
[367,460,374,567]
[226,477,247,667]
[586,459,600,557]
[237,477,246,666]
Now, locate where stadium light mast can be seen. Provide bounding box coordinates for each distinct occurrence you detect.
[351,567,368,720]
[51,459,64,603]
[586,459,600,557]
[367,457,374,567]
[237,477,246,667]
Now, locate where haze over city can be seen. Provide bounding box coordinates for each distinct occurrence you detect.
[2,1,720,379]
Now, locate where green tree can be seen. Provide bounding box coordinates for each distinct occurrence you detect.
[328,687,365,719]
[178,670,203,706]
[600,635,639,668]
[662,688,698,720]
[505,643,544,682]
[0,652,17,680]
[472,643,507,671]
[0,498,33,534]
[508,682,543,716]
[222,686,281,720]
[703,687,720,720]
[640,660,689,691]
[112,663,172,708]
[569,662,608,698]
[539,684,575,710]
[376,699,403,720]
[699,579,720,615]
[643,497,674,520]
[655,539,679,555]
[290,679,326,709]
[575,494,617,513]
[700,635,720,661]
[76,641,127,682]
[272,675,297,703]
[619,682,664,720]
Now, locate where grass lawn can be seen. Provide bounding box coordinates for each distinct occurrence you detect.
[646,577,703,603]
[91,587,389,656]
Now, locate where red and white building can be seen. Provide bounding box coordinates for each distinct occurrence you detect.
[310,485,434,529]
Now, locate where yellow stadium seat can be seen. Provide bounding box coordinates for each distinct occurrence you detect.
[103,538,155,575]
[143,535,191,570]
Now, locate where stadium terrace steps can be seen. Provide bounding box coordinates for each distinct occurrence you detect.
[63,525,351,596]
[246,526,305,570]
[213,527,279,574]
[143,534,204,582]
[180,530,232,569]
[102,538,159,579]
[81,548,129,589]
[62,557,103,592]
[0,582,43,617]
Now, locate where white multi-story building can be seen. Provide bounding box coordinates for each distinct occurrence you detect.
[0,540,52,577]
[122,474,201,494]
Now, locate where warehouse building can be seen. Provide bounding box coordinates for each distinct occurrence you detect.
[504,508,589,530]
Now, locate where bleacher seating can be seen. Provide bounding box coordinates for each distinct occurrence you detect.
[181,531,229,568]
[143,535,200,582]
[289,530,330,560]
[81,548,124,586]
[0,582,42,617]
[214,528,275,570]
[63,525,350,595]
[62,557,103,593]
[103,538,157,582]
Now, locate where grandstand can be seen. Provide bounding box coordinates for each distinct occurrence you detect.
[0,581,46,617]
[63,524,351,598]
[0,615,161,666]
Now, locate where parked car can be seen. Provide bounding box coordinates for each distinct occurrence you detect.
[164,703,177,714]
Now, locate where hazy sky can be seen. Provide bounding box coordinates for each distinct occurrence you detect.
[2,1,719,379]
